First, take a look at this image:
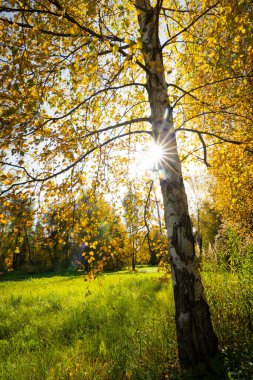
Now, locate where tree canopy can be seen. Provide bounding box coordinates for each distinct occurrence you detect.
[1,0,252,198]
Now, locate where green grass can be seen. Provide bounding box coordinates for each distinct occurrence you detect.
[0,269,176,380]
[0,268,252,379]
[202,270,253,380]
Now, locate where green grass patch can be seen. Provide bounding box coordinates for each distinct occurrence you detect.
[0,268,252,379]
[202,270,253,380]
[0,270,176,379]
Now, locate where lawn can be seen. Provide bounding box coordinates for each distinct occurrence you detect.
[0,268,252,379]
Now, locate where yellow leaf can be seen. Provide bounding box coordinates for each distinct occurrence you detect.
[105,41,111,49]
[112,44,119,55]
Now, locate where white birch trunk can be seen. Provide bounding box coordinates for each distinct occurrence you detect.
[136,0,218,368]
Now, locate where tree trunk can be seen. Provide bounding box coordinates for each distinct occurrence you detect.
[132,253,136,271]
[12,232,20,270]
[132,234,136,271]
[136,1,218,369]
[24,225,33,265]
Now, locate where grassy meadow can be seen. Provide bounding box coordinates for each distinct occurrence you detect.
[0,268,252,380]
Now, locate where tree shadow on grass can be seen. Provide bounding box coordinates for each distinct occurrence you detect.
[0,269,85,283]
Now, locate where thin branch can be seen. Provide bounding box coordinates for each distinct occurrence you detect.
[0,2,123,41]
[80,44,131,60]
[167,83,200,102]
[161,7,192,13]
[44,40,91,83]
[48,0,124,42]
[177,110,253,129]
[0,17,77,37]
[197,132,210,167]
[174,75,253,106]
[177,127,251,148]
[118,45,151,75]
[162,13,184,28]
[0,6,60,16]
[144,180,154,257]
[49,83,146,122]
[0,161,32,178]
[156,0,164,15]
[0,130,152,196]
[181,142,223,162]
[17,83,147,139]
[163,8,171,37]
[0,7,148,73]
[84,117,151,138]
[161,1,220,49]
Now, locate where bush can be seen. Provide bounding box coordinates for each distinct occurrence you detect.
[214,224,252,272]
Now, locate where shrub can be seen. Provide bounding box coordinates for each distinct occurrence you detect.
[214,224,252,272]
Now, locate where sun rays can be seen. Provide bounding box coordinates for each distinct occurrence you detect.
[145,139,175,172]
[130,134,178,180]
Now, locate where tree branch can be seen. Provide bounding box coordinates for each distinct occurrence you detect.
[181,142,223,162]
[17,83,147,138]
[0,17,77,37]
[144,180,154,257]
[50,83,146,122]
[177,110,253,129]
[174,75,253,106]
[84,117,151,138]
[0,161,33,179]
[0,6,60,17]
[167,83,200,102]
[161,1,220,49]
[177,127,250,147]
[48,0,124,42]
[197,132,210,167]
[0,130,152,196]
[161,8,192,13]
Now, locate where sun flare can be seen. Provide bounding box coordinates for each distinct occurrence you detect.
[146,142,165,170]
[130,138,176,180]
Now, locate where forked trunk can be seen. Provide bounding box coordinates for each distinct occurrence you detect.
[136,1,219,369]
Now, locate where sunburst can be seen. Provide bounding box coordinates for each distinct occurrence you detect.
[145,136,177,174]
[130,134,177,179]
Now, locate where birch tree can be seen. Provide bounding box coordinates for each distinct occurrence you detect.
[1,0,252,371]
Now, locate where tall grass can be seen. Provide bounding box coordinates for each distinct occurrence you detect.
[0,268,252,379]
[202,270,252,380]
[0,271,177,380]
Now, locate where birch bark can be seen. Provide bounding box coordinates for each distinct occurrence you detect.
[135,0,218,368]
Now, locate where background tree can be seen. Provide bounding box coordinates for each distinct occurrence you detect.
[123,187,144,271]
[76,189,127,273]
[210,146,253,238]
[0,194,34,271]
[197,201,221,253]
